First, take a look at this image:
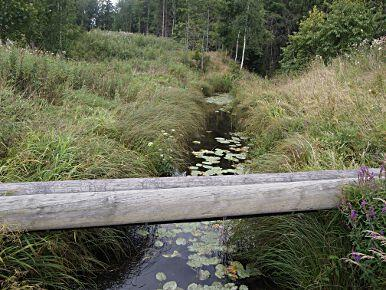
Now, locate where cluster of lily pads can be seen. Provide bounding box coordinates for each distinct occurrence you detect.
[190,133,249,176]
[135,222,257,290]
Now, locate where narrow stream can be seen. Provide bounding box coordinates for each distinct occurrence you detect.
[103,96,256,290]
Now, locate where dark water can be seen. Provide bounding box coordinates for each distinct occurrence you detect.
[101,99,258,290]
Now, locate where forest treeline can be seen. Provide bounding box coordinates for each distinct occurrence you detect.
[1,0,384,74]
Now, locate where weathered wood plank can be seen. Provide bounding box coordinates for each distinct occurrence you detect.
[0,178,354,231]
[0,169,369,196]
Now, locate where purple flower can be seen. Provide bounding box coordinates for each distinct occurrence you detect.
[382,206,386,215]
[352,252,362,262]
[360,199,367,208]
[350,210,358,220]
[380,230,385,236]
[369,207,376,219]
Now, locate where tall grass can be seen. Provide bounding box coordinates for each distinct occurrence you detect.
[231,212,362,289]
[0,30,215,289]
[231,42,385,288]
[235,44,385,172]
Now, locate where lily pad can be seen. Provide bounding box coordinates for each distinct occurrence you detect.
[215,264,227,279]
[198,269,211,281]
[155,240,164,248]
[156,272,167,281]
[176,237,187,246]
[162,250,181,258]
[203,167,223,176]
[163,281,178,290]
[191,170,203,176]
[187,254,220,268]
[137,228,149,237]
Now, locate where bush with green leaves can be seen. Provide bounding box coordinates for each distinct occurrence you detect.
[281,0,383,72]
[340,166,386,287]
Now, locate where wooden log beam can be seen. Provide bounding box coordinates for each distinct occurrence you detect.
[0,169,369,196]
[1,178,356,231]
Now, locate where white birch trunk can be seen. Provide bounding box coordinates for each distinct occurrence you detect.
[162,0,166,37]
[235,31,240,61]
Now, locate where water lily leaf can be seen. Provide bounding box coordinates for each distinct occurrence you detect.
[176,237,187,246]
[155,240,164,248]
[234,153,246,160]
[215,264,227,279]
[206,94,234,106]
[137,229,149,237]
[191,170,203,176]
[224,154,239,162]
[156,272,167,281]
[162,250,181,258]
[224,283,237,289]
[239,286,248,290]
[202,165,213,169]
[217,139,231,144]
[198,269,211,281]
[214,149,225,156]
[187,283,200,290]
[187,254,220,268]
[163,281,178,290]
[203,167,223,176]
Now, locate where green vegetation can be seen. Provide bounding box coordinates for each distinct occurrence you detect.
[281,0,384,72]
[1,0,385,289]
[0,30,223,289]
[3,1,382,74]
[231,39,385,288]
[340,168,386,287]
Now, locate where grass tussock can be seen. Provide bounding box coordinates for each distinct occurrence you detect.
[235,44,385,173]
[0,30,224,289]
[232,43,385,288]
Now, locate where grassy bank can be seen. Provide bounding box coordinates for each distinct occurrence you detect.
[0,30,224,289]
[231,42,385,288]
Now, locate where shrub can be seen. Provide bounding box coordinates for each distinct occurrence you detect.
[281,0,382,72]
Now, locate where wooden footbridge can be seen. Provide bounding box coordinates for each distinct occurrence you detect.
[0,169,375,232]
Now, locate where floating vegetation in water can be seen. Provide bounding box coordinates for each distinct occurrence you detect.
[187,282,248,290]
[117,113,254,289]
[198,269,211,281]
[155,240,164,248]
[203,167,223,176]
[162,281,180,290]
[137,228,150,237]
[156,272,167,281]
[189,130,249,176]
[162,250,181,258]
[205,94,234,106]
[215,264,227,279]
[187,254,221,268]
[176,237,187,246]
